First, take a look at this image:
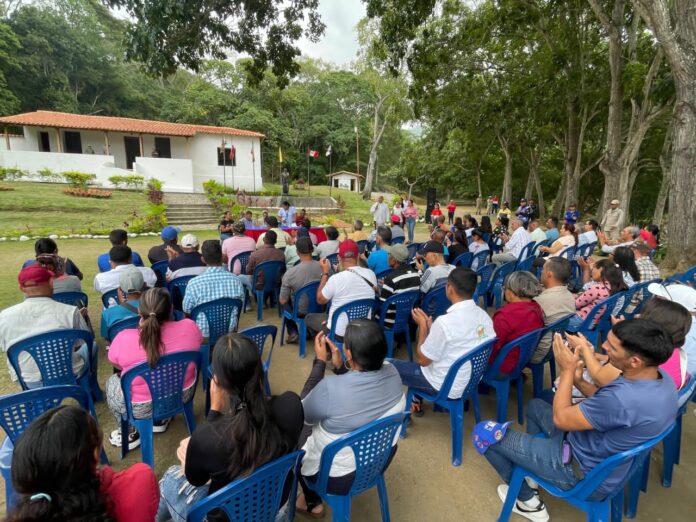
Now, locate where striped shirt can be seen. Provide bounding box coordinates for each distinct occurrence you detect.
[182,267,244,337]
[379,265,422,326]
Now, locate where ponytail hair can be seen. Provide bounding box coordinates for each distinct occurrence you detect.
[7,405,114,522]
[563,223,579,246]
[138,287,171,368]
[595,258,628,295]
[212,334,293,478]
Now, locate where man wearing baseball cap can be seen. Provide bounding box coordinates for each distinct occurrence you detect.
[389,214,405,242]
[0,266,93,387]
[415,240,455,294]
[600,199,625,241]
[378,244,421,329]
[148,225,183,264]
[305,239,378,340]
[166,233,206,281]
[100,267,146,340]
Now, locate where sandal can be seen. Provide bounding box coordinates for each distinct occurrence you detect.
[296,501,326,519]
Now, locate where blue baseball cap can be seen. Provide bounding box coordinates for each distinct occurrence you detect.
[161,226,181,241]
[472,420,512,454]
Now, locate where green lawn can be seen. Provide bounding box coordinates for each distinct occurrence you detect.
[0,181,150,237]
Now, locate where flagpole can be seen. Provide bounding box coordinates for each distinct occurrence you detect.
[306,146,310,196]
[230,136,235,190]
[221,138,227,189]
[252,142,256,194]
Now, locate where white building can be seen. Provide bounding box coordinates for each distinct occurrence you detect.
[327,171,363,193]
[0,110,264,193]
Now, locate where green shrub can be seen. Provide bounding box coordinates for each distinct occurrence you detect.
[145,178,164,204]
[129,203,167,233]
[108,175,125,188]
[0,166,27,181]
[62,171,96,188]
[203,179,236,211]
[37,168,62,183]
[124,175,145,189]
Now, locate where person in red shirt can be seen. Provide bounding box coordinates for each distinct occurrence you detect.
[447,199,457,225]
[490,271,545,374]
[430,201,443,223]
[6,405,159,522]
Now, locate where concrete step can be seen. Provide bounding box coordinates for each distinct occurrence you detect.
[165,201,218,225]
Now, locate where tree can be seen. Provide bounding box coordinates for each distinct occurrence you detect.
[632,0,696,269]
[105,0,325,86]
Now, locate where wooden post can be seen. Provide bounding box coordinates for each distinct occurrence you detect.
[104,132,110,155]
[4,127,10,151]
[185,137,190,158]
[138,134,144,157]
[55,128,63,153]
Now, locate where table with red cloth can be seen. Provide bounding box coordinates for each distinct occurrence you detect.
[244,226,327,243]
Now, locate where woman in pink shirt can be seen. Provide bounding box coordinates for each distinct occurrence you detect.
[221,222,257,274]
[106,287,202,450]
[569,258,627,329]
[403,199,418,243]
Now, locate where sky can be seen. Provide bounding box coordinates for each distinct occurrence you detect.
[296,0,365,67]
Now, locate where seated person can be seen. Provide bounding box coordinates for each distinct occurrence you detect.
[533,223,578,268]
[100,268,146,340]
[35,252,81,293]
[295,207,307,225]
[469,228,490,270]
[378,244,421,328]
[611,246,640,287]
[391,267,495,416]
[545,216,560,242]
[284,228,318,269]
[598,225,640,255]
[447,229,469,263]
[528,220,547,244]
[343,219,368,243]
[490,271,545,373]
[302,219,319,245]
[279,236,323,343]
[93,245,157,296]
[255,216,291,249]
[491,218,531,266]
[157,333,303,521]
[482,319,677,521]
[218,211,234,241]
[305,240,377,340]
[245,230,286,292]
[296,320,405,517]
[570,258,627,329]
[221,221,257,274]
[7,405,158,522]
[316,226,340,258]
[278,200,297,227]
[148,226,183,264]
[0,266,95,388]
[578,219,599,246]
[415,240,455,294]
[165,234,206,281]
[364,226,392,274]
[106,288,202,450]
[390,214,405,241]
[240,210,255,229]
[22,238,83,280]
[98,229,144,272]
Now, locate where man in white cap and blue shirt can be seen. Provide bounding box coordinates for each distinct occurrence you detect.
[166,234,207,281]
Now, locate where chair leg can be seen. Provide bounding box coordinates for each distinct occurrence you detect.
[610,491,623,522]
[264,369,272,396]
[448,399,464,466]
[99,448,110,465]
[386,332,394,359]
[256,291,263,321]
[626,458,644,518]
[326,496,351,522]
[376,476,391,522]
[120,416,130,460]
[674,415,683,466]
[548,357,557,384]
[405,330,413,362]
[662,428,678,488]
[183,402,197,435]
[516,378,525,425]
[401,389,414,439]
[472,392,482,424]
[494,381,510,423]
[298,319,307,358]
[2,465,16,511]
[133,419,155,468]
[587,500,610,522]
[280,317,286,345]
[497,468,525,522]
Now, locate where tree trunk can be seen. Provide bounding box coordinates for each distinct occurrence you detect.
[533,169,545,220]
[498,134,513,204]
[652,123,673,226]
[632,0,696,270]
[361,95,388,200]
[551,174,568,218]
[524,170,534,201]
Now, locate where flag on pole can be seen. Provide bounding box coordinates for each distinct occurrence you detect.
[229,144,236,162]
[325,145,332,157]
[308,149,319,158]
[251,144,255,163]
[278,146,283,163]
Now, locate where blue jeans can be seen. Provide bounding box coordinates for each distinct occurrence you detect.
[484,399,579,501]
[390,360,439,400]
[406,218,416,243]
[156,465,209,522]
[567,313,585,330]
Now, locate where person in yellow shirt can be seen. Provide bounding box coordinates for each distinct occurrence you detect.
[343,219,369,242]
[498,201,513,220]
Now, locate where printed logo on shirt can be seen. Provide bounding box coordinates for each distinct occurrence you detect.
[476,324,487,338]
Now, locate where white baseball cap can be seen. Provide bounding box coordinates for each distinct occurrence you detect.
[181,234,199,248]
[648,283,696,313]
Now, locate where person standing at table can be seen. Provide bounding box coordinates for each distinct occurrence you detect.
[279,200,297,227]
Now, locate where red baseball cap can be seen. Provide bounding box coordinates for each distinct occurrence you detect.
[18,265,54,288]
[391,214,401,223]
[338,239,359,259]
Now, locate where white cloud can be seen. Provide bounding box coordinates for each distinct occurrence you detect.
[296,0,365,67]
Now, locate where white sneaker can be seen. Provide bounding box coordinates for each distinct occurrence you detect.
[152,418,171,433]
[497,484,550,522]
[109,428,141,450]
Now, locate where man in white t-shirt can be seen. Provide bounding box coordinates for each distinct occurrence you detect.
[370,195,390,228]
[391,266,495,416]
[305,240,377,340]
[93,245,157,295]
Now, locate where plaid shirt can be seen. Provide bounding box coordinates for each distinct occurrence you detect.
[182,267,244,337]
[636,256,660,282]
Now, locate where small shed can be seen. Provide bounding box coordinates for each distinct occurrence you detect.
[326,171,363,192]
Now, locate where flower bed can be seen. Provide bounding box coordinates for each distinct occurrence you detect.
[63,188,112,199]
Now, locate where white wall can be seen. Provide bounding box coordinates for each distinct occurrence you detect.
[0,136,29,151]
[189,134,263,192]
[0,150,115,183]
[134,157,194,193]
[332,174,360,192]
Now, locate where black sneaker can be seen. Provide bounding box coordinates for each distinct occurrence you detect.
[497,485,549,522]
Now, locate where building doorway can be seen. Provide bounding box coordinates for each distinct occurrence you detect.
[124,136,140,169]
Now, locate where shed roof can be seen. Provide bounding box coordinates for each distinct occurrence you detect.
[326,170,364,179]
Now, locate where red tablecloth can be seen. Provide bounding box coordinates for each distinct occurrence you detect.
[244,226,327,243]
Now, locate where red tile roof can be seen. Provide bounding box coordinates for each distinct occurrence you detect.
[0,110,265,139]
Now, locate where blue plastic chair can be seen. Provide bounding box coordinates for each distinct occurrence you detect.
[398,338,496,466]
[252,260,285,321]
[0,385,109,509]
[487,260,517,308]
[326,253,340,273]
[376,268,394,281]
[119,350,201,467]
[471,249,490,271]
[229,250,253,275]
[672,264,696,286]
[101,288,119,308]
[532,239,551,256]
[515,256,535,273]
[150,260,169,282]
[420,284,451,321]
[566,292,627,348]
[52,291,89,307]
[498,423,675,522]
[187,450,305,522]
[517,242,536,264]
[391,236,405,245]
[482,328,545,423]
[304,412,409,522]
[105,315,141,342]
[357,240,369,255]
[167,275,196,311]
[238,325,277,396]
[406,243,422,263]
[7,329,99,414]
[327,299,375,351]
[622,278,661,318]
[474,263,496,307]
[280,281,324,358]
[559,245,577,261]
[527,314,574,398]
[378,290,420,360]
[453,252,473,268]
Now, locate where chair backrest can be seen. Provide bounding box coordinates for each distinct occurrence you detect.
[191,298,244,348]
[623,278,660,314]
[101,288,118,308]
[558,245,577,261]
[579,291,627,334]
[121,351,201,423]
[238,325,277,361]
[326,253,340,272]
[485,328,544,380]
[106,315,141,342]
[517,241,536,261]
[532,239,550,256]
[433,338,497,402]
[390,236,405,245]
[677,373,696,410]
[151,260,169,279]
[328,299,376,339]
[252,260,285,293]
[677,265,696,285]
[453,252,473,268]
[0,385,90,444]
[289,281,324,318]
[167,275,196,310]
[575,243,593,259]
[314,413,408,497]
[187,450,304,522]
[357,240,369,255]
[544,314,573,337]
[229,251,253,274]
[490,260,517,291]
[367,240,376,252]
[407,243,421,263]
[378,290,420,331]
[515,256,535,273]
[471,249,490,270]
[475,263,496,302]
[376,268,394,281]
[52,291,88,307]
[8,329,95,389]
[420,285,451,320]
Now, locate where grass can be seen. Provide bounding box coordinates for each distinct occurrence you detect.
[0,181,150,237]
